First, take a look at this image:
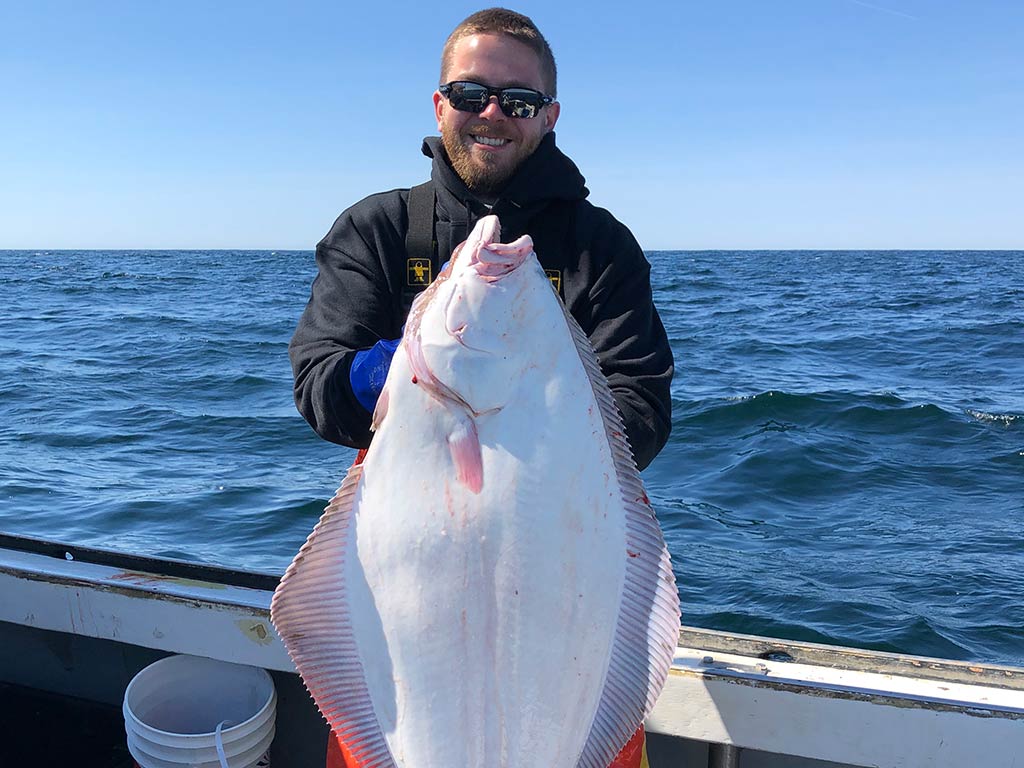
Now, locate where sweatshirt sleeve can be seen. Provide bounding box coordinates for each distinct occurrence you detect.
[573,213,674,471]
[288,198,403,448]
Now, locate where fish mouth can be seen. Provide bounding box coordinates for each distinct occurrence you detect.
[469,242,529,281]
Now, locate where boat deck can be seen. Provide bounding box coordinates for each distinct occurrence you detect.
[1,682,134,766]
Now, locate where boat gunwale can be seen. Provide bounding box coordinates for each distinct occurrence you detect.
[0,532,280,591]
[678,626,1024,692]
[3,533,1023,696]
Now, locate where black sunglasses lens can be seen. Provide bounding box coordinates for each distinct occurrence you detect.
[499,89,543,119]
[449,83,490,112]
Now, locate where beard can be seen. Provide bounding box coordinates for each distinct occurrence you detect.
[440,123,544,197]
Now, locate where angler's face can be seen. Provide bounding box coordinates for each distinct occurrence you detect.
[434,33,560,196]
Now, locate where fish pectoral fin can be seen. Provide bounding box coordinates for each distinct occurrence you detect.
[447,416,483,494]
[371,383,390,432]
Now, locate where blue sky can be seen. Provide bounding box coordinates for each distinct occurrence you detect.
[1,0,1021,249]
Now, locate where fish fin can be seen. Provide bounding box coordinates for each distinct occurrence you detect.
[447,414,483,493]
[271,463,398,768]
[371,384,390,432]
[559,301,681,768]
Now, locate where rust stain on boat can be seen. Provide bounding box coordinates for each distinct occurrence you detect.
[108,571,228,590]
[236,619,274,646]
[5,565,262,615]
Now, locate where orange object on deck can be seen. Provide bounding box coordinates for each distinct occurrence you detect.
[609,726,648,768]
[325,725,647,767]
[325,730,362,767]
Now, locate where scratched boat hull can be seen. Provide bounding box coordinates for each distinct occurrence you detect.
[1,533,1022,767]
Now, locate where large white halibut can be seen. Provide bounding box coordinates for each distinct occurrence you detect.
[272,216,680,768]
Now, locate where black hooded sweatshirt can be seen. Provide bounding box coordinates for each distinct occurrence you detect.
[289,133,673,470]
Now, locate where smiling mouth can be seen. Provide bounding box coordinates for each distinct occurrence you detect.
[471,135,510,147]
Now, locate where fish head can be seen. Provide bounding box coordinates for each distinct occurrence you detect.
[454,215,524,278]
[405,215,556,415]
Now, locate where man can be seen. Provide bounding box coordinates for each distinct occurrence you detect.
[292,8,671,767]
[290,7,672,473]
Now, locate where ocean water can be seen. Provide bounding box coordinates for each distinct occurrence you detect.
[1,249,1021,666]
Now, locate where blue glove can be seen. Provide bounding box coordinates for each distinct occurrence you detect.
[350,338,401,413]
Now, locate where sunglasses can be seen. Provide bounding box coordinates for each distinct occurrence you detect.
[439,81,554,119]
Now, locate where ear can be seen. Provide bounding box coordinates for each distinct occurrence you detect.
[544,101,560,133]
[433,91,445,131]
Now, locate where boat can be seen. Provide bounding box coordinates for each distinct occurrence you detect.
[1,531,1021,766]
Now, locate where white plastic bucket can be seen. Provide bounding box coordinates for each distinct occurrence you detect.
[123,654,276,768]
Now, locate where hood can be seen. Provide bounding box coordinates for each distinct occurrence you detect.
[421,133,589,243]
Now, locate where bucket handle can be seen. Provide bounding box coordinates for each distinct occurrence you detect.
[215,720,234,768]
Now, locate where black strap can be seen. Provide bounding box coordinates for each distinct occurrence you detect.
[399,181,437,323]
[406,181,436,264]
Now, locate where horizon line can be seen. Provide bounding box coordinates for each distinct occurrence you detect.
[3,246,1022,254]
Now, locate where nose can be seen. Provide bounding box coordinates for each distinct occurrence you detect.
[478,96,506,119]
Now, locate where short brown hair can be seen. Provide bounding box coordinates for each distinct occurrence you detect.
[440,8,558,97]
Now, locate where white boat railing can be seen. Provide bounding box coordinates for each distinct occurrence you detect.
[1,541,1021,767]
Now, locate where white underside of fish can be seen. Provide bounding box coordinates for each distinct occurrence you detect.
[272,216,679,768]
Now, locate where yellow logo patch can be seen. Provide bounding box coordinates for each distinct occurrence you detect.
[545,269,562,293]
[407,258,432,286]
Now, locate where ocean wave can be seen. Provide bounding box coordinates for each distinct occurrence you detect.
[5,248,1024,666]
[966,409,1021,427]
[681,390,960,433]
